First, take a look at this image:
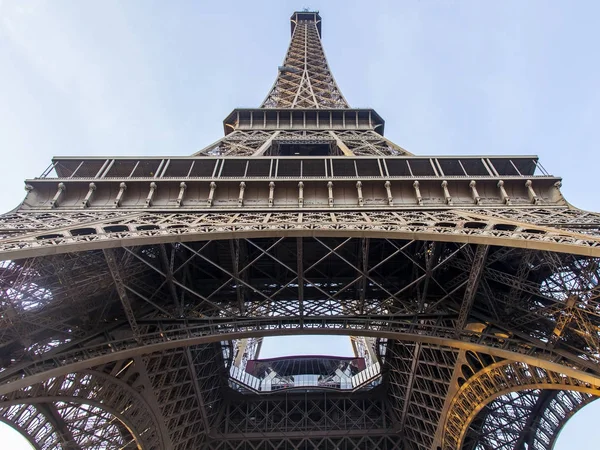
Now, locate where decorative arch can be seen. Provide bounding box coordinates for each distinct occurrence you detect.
[0,404,54,449]
[0,369,166,450]
[461,389,597,450]
[442,360,600,450]
[3,328,600,398]
[2,209,600,261]
[0,401,138,449]
[529,390,597,450]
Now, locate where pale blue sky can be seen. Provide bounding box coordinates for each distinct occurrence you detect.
[1,0,599,448]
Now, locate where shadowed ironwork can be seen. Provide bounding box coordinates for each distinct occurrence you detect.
[0,10,599,450]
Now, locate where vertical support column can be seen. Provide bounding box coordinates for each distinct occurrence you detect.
[145,182,157,207]
[207,182,217,207]
[176,182,187,207]
[441,180,452,205]
[469,180,481,205]
[525,180,540,204]
[230,239,245,315]
[384,181,393,206]
[497,180,510,205]
[103,248,141,342]
[183,348,212,433]
[298,182,304,207]
[81,182,96,208]
[297,237,305,321]
[357,238,370,315]
[114,182,127,208]
[327,181,334,207]
[413,181,423,205]
[456,245,490,333]
[238,182,246,207]
[49,183,66,208]
[268,182,275,207]
[356,181,364,206]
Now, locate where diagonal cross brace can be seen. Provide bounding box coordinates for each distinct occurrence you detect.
[455,245,490,333]
[184,348,212,434]
[103,248,141,342]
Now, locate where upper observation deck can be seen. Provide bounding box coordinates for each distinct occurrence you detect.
[22,155,561,211]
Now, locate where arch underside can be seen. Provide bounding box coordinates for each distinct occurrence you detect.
[0,369,160,449]
[463,389,596,450]
[3,4,600,447]
[445,359,600,450]
[1,221,600,449]
[0,401,139,450]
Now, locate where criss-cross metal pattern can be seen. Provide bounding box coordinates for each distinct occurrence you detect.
[261,11,348,109]
[1,10,600,450]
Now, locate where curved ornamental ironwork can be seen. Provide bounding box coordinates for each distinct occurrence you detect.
[1,10,599,450]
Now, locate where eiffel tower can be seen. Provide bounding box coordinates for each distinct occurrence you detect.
[1,10,600,450]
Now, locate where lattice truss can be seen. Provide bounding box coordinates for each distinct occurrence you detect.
[0,345,227,449]
[194,129,405,156]
[0,368,160,449]
[1,231,600,448]
[463,389,595,450]
[444,357,600,450]
[261,14,348,109]
[210,391,396,448]
[3,208,600,259]
[0,402,138,450]
[384,341,459,450]
[142,345,227,449]
[3,9,600,450]
[337,130,407,156]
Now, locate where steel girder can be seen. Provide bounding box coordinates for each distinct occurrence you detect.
[385,340,459,450]
[2,208,600,261]
[2,9,600,450]
[206,436,404,450]
[2,237,600,380]
[205,388,402,449]
[1,235,600,449]
[141,345,227,449]
[192,129,408,156]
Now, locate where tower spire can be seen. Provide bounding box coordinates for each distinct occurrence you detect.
[261,11,349,109]
[2,10,600,450]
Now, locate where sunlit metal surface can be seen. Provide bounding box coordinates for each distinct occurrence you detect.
[1,10,599,450]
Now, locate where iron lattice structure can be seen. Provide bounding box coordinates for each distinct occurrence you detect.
[1,10,600,450]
